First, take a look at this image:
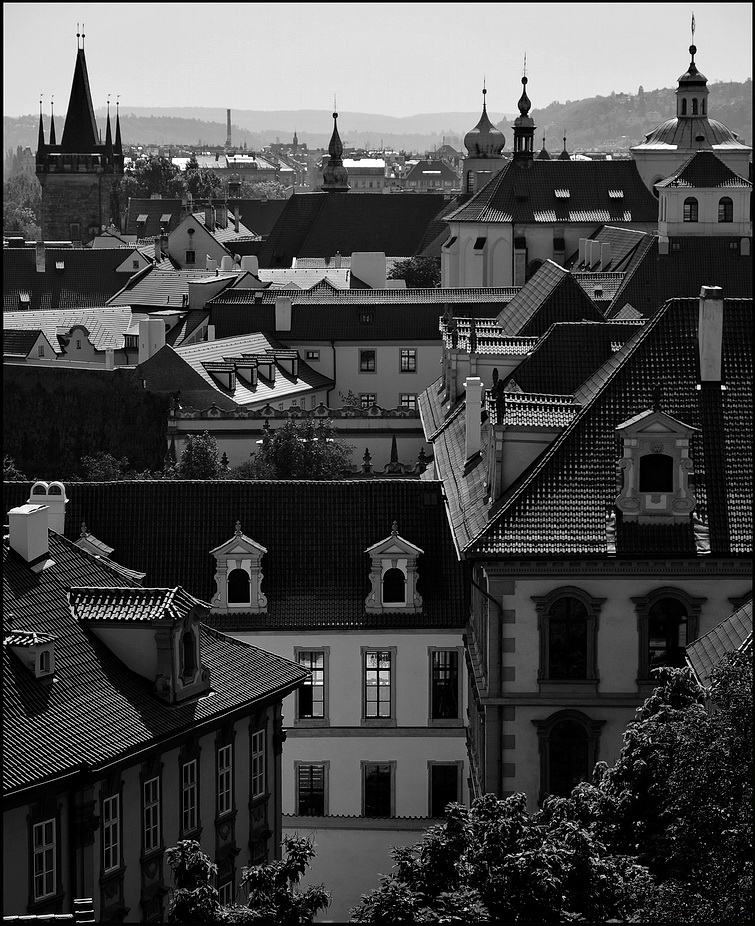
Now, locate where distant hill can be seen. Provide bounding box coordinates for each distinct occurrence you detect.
[4,80,750,159]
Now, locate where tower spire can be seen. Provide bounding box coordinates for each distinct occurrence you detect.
[49,96,56,146]
[61,28,99,152]
[114,97,122,154]
[37,96,46,152]
[322,102,349,191]
[512,62,536,166]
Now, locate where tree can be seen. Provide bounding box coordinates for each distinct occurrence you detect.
[177,431,223,479]
[165,837,330,924]
[3,171,42,237]
[3,456,26,480]
[237,179,288,200]
[185,158,223,200]
[231,420,354,480]
[79,451,131,481]
[387,256,440,289]
[124,156,185,199]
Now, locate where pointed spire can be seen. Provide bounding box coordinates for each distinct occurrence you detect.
[463,80,504,158]
[322,103,349,191]
[105,96,113,155]
[114,97,122,154]
[559,132,570,160]
[49,97,56,146]
[61,30,100,153]
[37,97,46,152]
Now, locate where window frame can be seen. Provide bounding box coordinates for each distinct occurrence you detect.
[361,646,397,727]
[251,729,266,801]
[181,759,198,836]
[399,348,417,373]
[102,793,121,874]
[683,197,699,223]
[217,743,234,818]
[361,761,396,818]
[399,393,418,411]
[142,776,161,855]
[533,587,604,691]
[427,761,464,818]
[294,761,330,816]
[32,819,57,902]
[359,349,377,373]
[294,647,330,727]
[428,647,463,726]
[532,709,605,805]
[305,350,320,361]
[633,587,704,683]
[718,196,733,223]
[185,249,196,264]
[218,880,234,906]
[360,393,377,409]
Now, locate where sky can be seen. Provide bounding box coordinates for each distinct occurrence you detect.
[3,2,752,119]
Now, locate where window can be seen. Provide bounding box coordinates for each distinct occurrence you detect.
[217,744,233,817]
[362,762,395,817]
[218,881,234,905]
[681,99,687,115]
[227,568,250,604]
[70,223,81,241]
[430,650,460,721]
[185,250,196,264]
[39,649,51,672]
[718,197,733,223]
[359,349,376,372]
[533,588,603,687]
[181,760,197,834]
[362,648,395,723]
[251,730,265,800]
[399,393,417,410]
[102,794,120,872]
[33,820,56,901]
[181,628,197,681]
[683,197,698,222]
[633,588,704,681]
[429,763,461,817]
[296,650,327,720]
[76,340,82,350]
[306,350,320,361]
[533,710,605,803]
[38,345,45,358]
[639,453,674,493]
[400,349,417,373]
[296,763,328,815]
[360,312,374,324]
[132,260,140,270]
[692,98,698,115]
[382,568,405,604]
[360,393,377,408]
[143,777,161,854]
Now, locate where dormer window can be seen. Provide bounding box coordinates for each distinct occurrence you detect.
[365,522,423,614]
[210,522,268,614]
[614,401,698,521]
[180,624,198,683]
[683,197,698,222]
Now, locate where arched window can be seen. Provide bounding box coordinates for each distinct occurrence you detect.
[633,588,705,681]
[718,197,733,223]
[701,99,706,116]
[692,98,698,115]
[181,628,197,681]
[382,568,406,604]
[533,710,605,803]
[533,588,604,689]
[39,650,51,673]
[681,99,687,116]
[227,568,251,604]
[526,259,544,281]
[639,453,674,493]
[683,197,698,222]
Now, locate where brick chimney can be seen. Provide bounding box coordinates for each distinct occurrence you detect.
[464,376,483,460]
[8,504,50,571]
[698,286,724,382]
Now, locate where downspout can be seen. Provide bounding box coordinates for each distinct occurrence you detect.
[470,572,503,796]
[325,339,336,406]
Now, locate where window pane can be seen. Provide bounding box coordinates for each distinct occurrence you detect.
[548,720,589,797]
[548,597,587,678]
[364,764,392,817]
[364,651,392,717]
[298,652,325,719]
[430,765,459,817]
[431,651,459,719]
[648,598,688,670]
[298,764,325,815]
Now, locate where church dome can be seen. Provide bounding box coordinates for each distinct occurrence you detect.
[464,88,505,157]
[639,116,745,151]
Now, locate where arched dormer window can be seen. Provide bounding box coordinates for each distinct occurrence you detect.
[683,197,698,222]
[228,568,251,604]
[365,522,423,613]
[633,587,705,683]
[532,588,604,692]
[210,522,267,614]
[681,99,687,116]
[691,98,698,115]
[718,196,733,223]
[532,710,605,803]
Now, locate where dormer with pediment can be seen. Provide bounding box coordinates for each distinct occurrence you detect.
[614,397,698,521]
[365,522,423,613]
[210,522,268,613]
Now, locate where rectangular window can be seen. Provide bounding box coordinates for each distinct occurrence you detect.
[103,794,120,872]
[182,760,197,834]
[363,763,394,817]
[297,651,325,719]
[359,311,374,324]
[251,730,265,800]
[217,744,233,817]
[360,349,376,372]
[400,349,417,373]
[363,649,393,720]
[143,777,161,854]
[37,345,45,358]
[70,223,81,241]
[297,763,327,815]
[218,881,234,905]
[430,650,460,720]
[360,393,377,408]
[32,819,56,901]
[306,350,320,361]
[429,763,460,818]
[132,260,140,270]
[185,250,196,264]
[399,393,418,410]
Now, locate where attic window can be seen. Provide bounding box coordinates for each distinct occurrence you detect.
[160,213,172,225]
[608,190,624,199]
[136,214,148,223]
[365,521,423,614]
[55,261,65,273]
[209,522,268,614]
[360,311,374,324]
[554,189,570,199]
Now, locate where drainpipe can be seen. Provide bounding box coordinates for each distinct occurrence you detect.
[325,339,336,406]
[470,574,504,796]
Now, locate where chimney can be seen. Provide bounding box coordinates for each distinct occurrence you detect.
[464,376,483,460]
[207,324,215,341]
[334,250,342,269]
[35,241,45,273]
[8,504,49,570]
[105,348,115,370]
[206,256,217,271]
[588,239,601,269]
[26,481,68,534]
[154,236,162,262]
[220,255,233,271]
[275,295,292,332]
[204,205,215,230]
[658,236,670,255]
[600,241,611,270]
[698,286,724,382]
[578,238,587,266]
[240,255,259,275]
[216,204,228,228]
[234,207,240,233]
[138,317,166,364]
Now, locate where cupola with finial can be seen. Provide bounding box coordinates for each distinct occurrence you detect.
[513,56,536,166]
[322,99,350,192]
[464,81,505,158]
[675,14,709,118]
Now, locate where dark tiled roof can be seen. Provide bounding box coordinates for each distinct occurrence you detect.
[70,585,209,622]
[138,344,239,410]
[686,598,752,684]
[3,481,466,632]
[416,196,467,256]
[566,225,656,273]
[655,150,751,190]
[445,160,658,225]
[3,530,307,792]
[3,246,141,311]
[496,261,604,335]
[606,237,753,319]
[258,192,451,266]
[107,267,239,308]
[125,199,183,238]
[3,328,45,357]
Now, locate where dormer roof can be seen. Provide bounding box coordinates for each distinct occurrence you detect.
[69,586,209,623]
[655,150,751,190]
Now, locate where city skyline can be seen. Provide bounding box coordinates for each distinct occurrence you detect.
[3,2,752,120]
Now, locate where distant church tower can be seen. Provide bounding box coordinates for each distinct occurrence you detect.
[462,83,505,194]
[36,30,124,243]
[321,107,350,192]
[512,69,536,168]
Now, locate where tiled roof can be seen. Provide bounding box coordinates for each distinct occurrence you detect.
[3,306,137,353]
[632,116,751,152]
[258,192,451,266]
[655,150,751,189]
[3,530,307,792]
[496,261,604,335]
[107,267,239,308]
[686,598,753,685]
[606,237,753,319]
[3,246,142,311]
[416,196,468,256]
[138,344,239,411]
[257,268,351,290]
[567,226,656,274]
[3,328,45,357]
[70,585,209,623]
[125,199,183,238]
[4,629,56,646]
[445,160,658,225]
[165,308,209,347]
[440,317,537,355]
[2,480,466,632]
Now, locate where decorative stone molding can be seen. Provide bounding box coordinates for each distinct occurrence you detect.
[210,522,268,614]
[364,522,423,613]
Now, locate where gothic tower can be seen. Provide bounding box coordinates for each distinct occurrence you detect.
[36,31,124,243]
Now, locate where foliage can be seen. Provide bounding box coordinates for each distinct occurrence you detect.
[387,256,440,289]
[80,451,132,481]
[232,419,354,479]
[3,456,26,480]
[177,431,223,479]
[3,171,42,237]
[124,155,185,199]
[165,837,329,924]
[185,157,224,200]
[237,179,289,200]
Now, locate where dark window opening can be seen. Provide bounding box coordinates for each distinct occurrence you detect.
[639,453,674,493]
[228,568,250,604]
[683,197,698,222]
[718,197,733,223]
[548,719,589,797]
[181,629,196,679]
[364,764,392,817]
[382,568,405,604]
[548,597,588,679]
[648,598,688,670]
[431,651,459,719]
[430,765,458,817]
[297,765,325,815]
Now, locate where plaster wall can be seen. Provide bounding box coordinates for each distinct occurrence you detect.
[63,326,100,363]
[633,148,752,194]
[84,625,157,682]
[659,188,751,238]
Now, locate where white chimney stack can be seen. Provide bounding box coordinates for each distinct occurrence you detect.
[8,504,49,570]
[578,238,587,265]
[698,286,724,382]
[220,255,233,271]
[240,255,259,275]
[600,242,611,271]
[464,376,483,460]
[138,318,166,363]
[588,239,601,269]
[275,296,292,332]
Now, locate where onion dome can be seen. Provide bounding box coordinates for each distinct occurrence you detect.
[514,76,535,129]
[512,75,536,164]
[322,110,349,191]
[464,86,505,157]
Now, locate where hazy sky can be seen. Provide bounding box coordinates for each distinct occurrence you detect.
[3,2,752,118]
